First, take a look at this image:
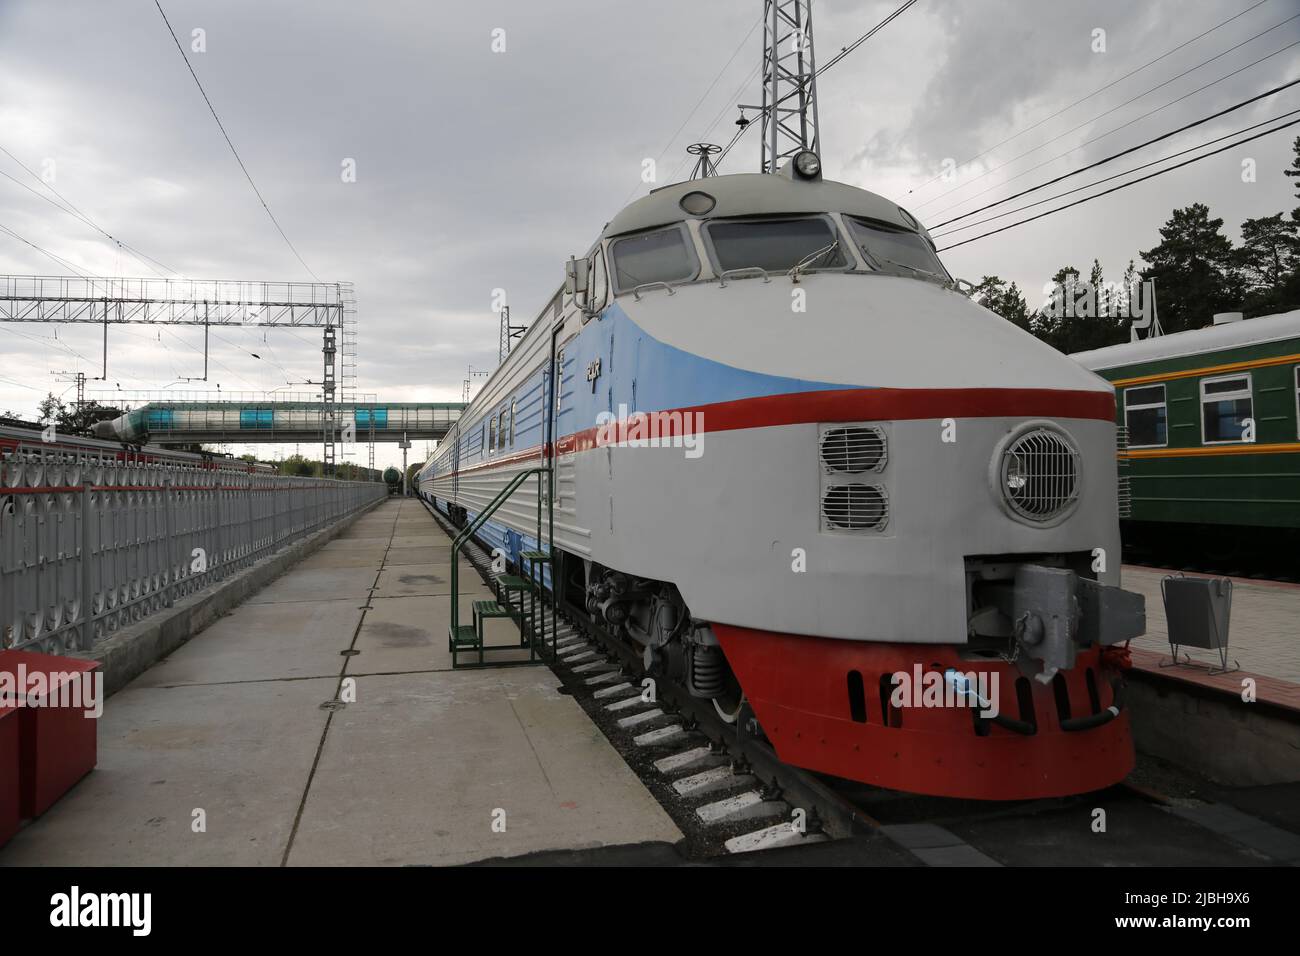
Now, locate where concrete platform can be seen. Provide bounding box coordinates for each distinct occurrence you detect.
[0,497,680,866]
[288,669,670,866]
[1123,566,1300,683]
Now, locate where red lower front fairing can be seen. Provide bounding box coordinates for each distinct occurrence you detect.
[714,624,1133,801]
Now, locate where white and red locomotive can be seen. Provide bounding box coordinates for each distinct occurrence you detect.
[419,153,1144,800]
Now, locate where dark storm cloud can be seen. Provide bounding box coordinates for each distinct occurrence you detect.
[2,0,1299,468]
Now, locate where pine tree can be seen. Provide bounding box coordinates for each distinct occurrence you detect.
[1236,213,1297,298]
[1139,203,1237,332]
[1284,134,1300,217]
[971,275,1031,330]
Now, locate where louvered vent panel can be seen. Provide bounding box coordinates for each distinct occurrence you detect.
[821,484,889,532]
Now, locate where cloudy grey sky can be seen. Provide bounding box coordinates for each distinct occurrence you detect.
[1,0,1298,469]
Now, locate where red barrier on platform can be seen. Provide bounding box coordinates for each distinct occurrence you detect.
[0,650,100,819]
[0,704,19,847]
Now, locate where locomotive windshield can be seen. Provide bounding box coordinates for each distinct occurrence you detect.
[705,217,847,273]
[847,216,950,285]
[611,225,697,292]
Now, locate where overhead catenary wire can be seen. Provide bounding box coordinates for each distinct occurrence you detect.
[0,143,178,278]
[915,20,1300,215]
[621,12,764,206]
[153,0,321,282]
[906,0,1276,197]
[930,78,1300,231]
[669,62,764,182]
[933,116,1300,252]
[815,0,921,75]
[0,221,97,278]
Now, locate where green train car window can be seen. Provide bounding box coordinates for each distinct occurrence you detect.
[1295,367,1299,440]
[1124,384,1167,448]
[1200,374,1253,444]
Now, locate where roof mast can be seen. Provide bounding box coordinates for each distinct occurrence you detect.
[749,0,821,173]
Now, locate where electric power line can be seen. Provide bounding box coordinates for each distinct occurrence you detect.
[0,143,178,277]
[930,78,1300,230]
[907,0,1276,197]
[815,0,921,75]
[933,116,1300,252]
[153,0,321,282]
[932,106,1300,239]
[915,21,1300,216]
[0,221,96,278]
[621,13,764,205]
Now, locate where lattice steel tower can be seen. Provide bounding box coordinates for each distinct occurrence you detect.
[759,0,821,173]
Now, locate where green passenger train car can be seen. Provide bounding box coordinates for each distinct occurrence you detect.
[1072,310,1300,555]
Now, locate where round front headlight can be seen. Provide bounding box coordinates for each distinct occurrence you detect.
[793,150,821,178]
[1005,456,1027,493]
[995,425,1081,525]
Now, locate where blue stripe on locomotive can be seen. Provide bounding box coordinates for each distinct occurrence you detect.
[441,301,863,471]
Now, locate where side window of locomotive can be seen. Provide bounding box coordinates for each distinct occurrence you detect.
[705,217,846,274]
[848,216,951,284]
[510,399,517,446]
[589,250,608,312]
[1123,384,1167,448]
[611,226,696,293]
[1200,373,1253,444]
[488,417,497,455]
[1294,366,1299,440]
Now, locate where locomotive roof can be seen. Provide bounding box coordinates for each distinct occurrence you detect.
[602,172,931,240]
[1071,309,1300,372]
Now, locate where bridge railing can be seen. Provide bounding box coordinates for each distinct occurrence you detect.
[0,426,385,655]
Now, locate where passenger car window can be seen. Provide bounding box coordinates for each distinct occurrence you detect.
[611,226,696,292]
[1200,374,1253,444]
[705,217,846,273]
[1125,384,1167,448]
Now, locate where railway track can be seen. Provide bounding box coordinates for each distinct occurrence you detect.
[419,497,1298,865]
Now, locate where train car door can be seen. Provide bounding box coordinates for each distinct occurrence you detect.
[452,425,460,501]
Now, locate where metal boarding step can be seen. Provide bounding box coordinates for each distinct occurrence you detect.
[449,625,479,650]
[445,465,555,669]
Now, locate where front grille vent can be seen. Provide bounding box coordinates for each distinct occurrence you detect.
[820,425,887,473]
[821,484,889,532]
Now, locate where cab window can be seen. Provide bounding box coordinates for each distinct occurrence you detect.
[610,226,696,293]
[848,216,950,284]
[705,217,846,273]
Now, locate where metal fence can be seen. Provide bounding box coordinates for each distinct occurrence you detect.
[0,426,385,654]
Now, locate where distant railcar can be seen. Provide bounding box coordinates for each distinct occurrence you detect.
[1073,310,1300,556]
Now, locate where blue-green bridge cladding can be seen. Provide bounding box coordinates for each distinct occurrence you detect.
[94,401,464,445]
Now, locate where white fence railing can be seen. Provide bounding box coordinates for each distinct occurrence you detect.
[0,426,384,654]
